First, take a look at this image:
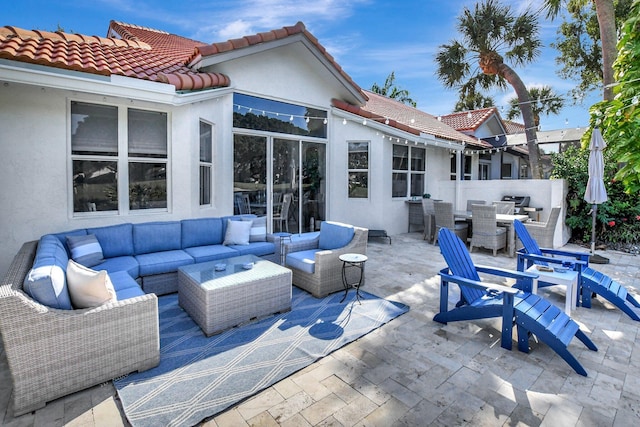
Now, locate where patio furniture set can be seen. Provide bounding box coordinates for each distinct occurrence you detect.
[0,215,367,416]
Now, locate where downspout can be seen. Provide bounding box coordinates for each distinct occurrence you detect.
[455,147,462,210]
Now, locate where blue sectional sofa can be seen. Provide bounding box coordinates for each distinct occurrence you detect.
[0,214,277,416]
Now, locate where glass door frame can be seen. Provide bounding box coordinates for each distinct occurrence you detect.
[233,130,326,234]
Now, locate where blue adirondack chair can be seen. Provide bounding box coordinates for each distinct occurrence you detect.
[434,228,597,376]
[514,220,640,321]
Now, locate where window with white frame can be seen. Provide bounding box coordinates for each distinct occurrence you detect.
[199,121,213,205]
[450,154,472,180]
[348,141,369,198]
[392,144,425,197]
[71,101,168,214]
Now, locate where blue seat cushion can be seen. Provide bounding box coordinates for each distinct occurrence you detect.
[23,235,72,310]
[318,222,354,250]
[88,224,134,257]
[133,221,182,255]
[93,256,139,278]
[286,249,320,274]
[181,217,224,248]
[110,271,145,301]
[183,245,238,263]
[228,241,275,257]
[135,250,194,276]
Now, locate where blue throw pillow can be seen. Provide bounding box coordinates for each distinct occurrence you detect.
[67,234,104,267]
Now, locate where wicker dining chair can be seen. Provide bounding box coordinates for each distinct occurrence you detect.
[422,198,437,243]
[466,199,486,212]
[469,204,507,256]
[433,201,468,245]
[492,200,516,215]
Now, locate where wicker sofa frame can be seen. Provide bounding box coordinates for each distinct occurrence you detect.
[283,226,368,298]
[0,241,160,416]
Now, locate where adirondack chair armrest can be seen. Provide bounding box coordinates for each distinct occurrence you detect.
[475,264,538,281]
[539,248,590,262]
[517,252,588,267]
[439,268,518,295]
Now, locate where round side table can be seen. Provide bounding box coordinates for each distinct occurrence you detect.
[339,253,368,303]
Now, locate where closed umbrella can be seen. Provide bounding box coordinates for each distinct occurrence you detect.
[583,128,609,264]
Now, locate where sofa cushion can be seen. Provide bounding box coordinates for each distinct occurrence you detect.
[66,234,104,267]
[88,223,134,258]
[66,260,117,309]
[183,245,238,264]
[135,250,194,276]
[23,235,73,310]
[228,241,275,257]
[181,217,224,248]
[286,249,320,274]
[318,221,355,250]
[134,221,182,255]
[223,219,252,246]
[93,256,139,278]
[109,271,145,300]
[51,229,88,257]
[243,216,267,242]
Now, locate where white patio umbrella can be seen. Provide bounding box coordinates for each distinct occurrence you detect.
[583,128,609,263]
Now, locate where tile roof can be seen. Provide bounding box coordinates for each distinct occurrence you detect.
[190,21,365,100]
[503,119,526,135]
[438,107,499,132]
[0,22,230,91]
[332,91,491,148]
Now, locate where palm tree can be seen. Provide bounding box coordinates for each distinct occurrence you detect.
[371,72,417,107]
[505,86,565,128]
[543,0,617,101]
[435,0,543,178]
[453,86,496,112]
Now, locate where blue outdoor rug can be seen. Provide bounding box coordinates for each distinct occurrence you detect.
[113,287,409,427]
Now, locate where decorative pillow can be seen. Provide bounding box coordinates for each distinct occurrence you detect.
[243,216,267,242]
[66,234,104,267]
[223,219,252,246]
[66,259,117,309]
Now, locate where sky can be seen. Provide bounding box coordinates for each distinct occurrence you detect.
[5,0,602,131]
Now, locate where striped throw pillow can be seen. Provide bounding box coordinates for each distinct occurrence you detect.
[66,234,104,267]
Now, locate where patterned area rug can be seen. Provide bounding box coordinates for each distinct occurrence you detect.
[114,287,409,427]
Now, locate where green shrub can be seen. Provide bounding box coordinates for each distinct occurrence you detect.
[551,146,640,245]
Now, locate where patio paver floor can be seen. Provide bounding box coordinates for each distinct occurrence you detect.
[1,232,639,426]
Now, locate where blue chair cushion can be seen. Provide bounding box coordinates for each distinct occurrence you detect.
[23,235,72,310]
[286,249,320,274]
[66,234,104,267]
[88,224,134,258]
[183,245,238,263]
[181,217,224,248]
[93,256,140,278]
[110,271,145,301]
[318,221,355,250]
[133,221,182,255]
[228,241,275,257]
[135,250,194,276]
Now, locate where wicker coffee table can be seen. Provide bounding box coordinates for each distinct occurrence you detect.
[178,254,292,336]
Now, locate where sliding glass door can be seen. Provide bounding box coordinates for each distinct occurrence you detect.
[234,134,325,234]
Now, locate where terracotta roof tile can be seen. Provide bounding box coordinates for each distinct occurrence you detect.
[0,23,230,91]
[503,119,525,135]
[439,107,499,132]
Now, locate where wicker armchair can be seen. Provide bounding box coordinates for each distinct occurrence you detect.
[283,224,368,298]
[433,201,468,245]
[469,204,507,256]
[521,207,561,248]
[0,241,160,416]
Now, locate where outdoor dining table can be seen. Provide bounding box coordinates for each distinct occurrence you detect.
[454,211,530,257]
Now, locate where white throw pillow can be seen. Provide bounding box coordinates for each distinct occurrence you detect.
[223,219,252,245]
[66,259,117,309]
